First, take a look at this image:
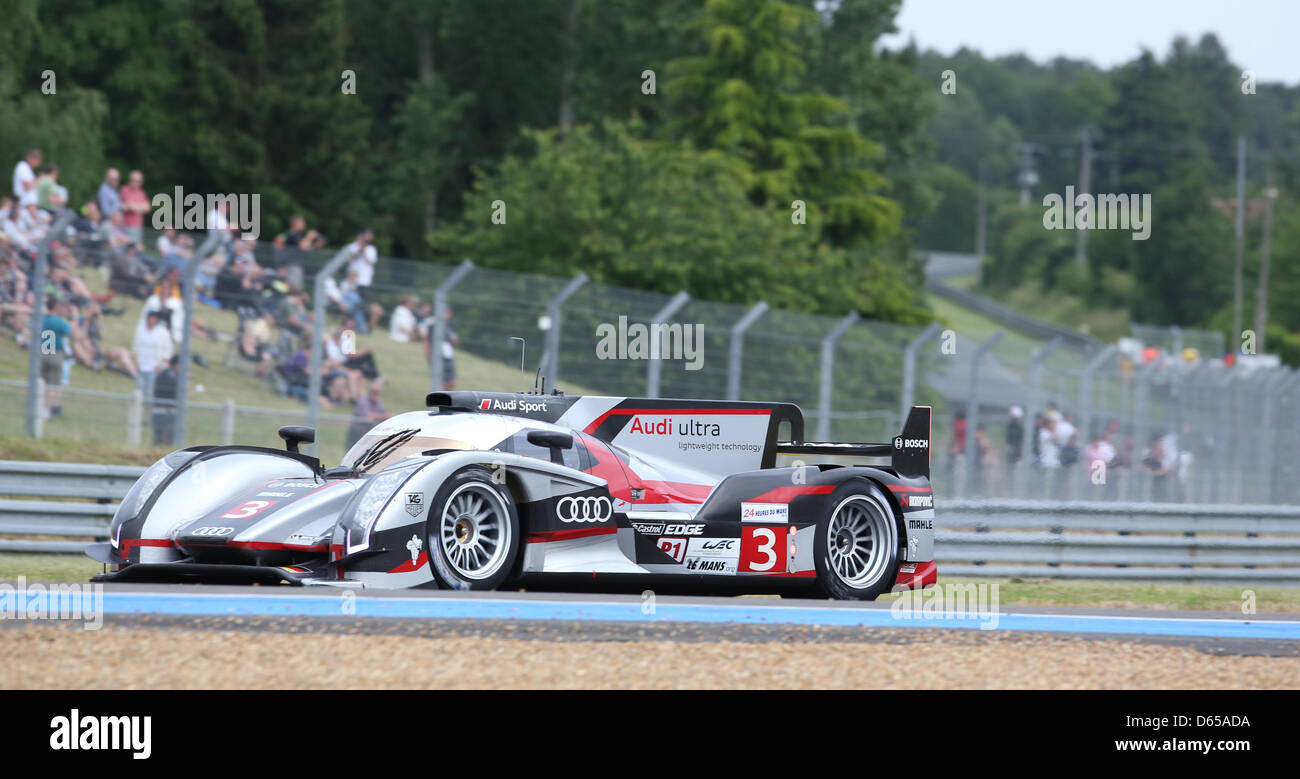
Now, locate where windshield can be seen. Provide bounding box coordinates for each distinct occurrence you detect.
[343,430,474,472]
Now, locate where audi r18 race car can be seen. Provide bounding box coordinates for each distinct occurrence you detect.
[87,391,937,600]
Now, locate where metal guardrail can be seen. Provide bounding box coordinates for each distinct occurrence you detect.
[939,499,1300,584]
[0,461,144,553]
[926,278,1103,352]
[2,463,1299,584]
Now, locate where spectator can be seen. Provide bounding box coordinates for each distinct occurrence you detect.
[345,228,377,287]
[152,354,180,445]
[40,297,73,419]
[97,168,121,220]
[438,305,459,390]
[72,306,136,378]
[947,409,967,484]
[118,170,150,243]
[0,197,35,253]
[141,270,186,343]
[133,310,173,408]
[1055,411,1079,468]
[110,242,156,299]
[273,215,323,290]
[347,379,388,449]
[12,149,41,207]
[1037,416,1061,495]
[35,164,67,212]
[0,254,32,334]
[336,269,379,334]
[389,294,417,343]
[1005,405,1024,465]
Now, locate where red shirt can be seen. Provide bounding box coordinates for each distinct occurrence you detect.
[950,418,968,454]
[119,184,149,229]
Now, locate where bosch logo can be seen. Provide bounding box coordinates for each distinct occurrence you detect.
[557,496,612,523]
[897,438,927,449]
[190,526,234,536]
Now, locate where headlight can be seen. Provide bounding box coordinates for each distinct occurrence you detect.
[115,450,200,528]
[341,464,419,555]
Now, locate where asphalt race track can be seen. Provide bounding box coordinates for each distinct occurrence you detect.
[26,584,1300,657]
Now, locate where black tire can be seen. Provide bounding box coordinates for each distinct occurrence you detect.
[425,467,521,591]
[813,480,902,601]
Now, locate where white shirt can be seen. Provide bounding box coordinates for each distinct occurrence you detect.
[346,241,377,286]
[1054,419,1076,447]
[133,322,174,373]
[389,305,415,343]
[1038,428,1060,468]
[138,293,185,343]
[12,160,36,205]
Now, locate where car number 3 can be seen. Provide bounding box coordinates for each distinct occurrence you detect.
[221,500,276,520]
[740,526,786,572]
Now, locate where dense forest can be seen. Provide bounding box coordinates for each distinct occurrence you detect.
[3,0,1298,356]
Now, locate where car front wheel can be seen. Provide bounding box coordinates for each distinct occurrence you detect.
[426,468,520,590]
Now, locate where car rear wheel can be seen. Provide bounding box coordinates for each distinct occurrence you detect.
[426,468,520,590]
[813,481,901,600]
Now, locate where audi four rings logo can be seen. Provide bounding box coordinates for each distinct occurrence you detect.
[557,496,612,523]
[190,526,234,536]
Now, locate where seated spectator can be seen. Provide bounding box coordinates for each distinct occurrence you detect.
[273,215,324,291]
[237,312,278,375]
[326,327,379,380]
[0,197,36,254]
[276,288,310,339]
[0,253,32,334]
[347,379,388,449]
[72,306,136,378]
[110,243,156,299]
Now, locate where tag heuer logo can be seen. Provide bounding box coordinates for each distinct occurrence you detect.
[405,492,425,517]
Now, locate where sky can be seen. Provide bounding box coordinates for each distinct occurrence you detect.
[878,0,1297,85]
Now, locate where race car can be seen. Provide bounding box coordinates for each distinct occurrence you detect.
[87,391,937,600]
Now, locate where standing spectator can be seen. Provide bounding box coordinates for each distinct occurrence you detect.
[12,149,41,206]
[1055,411,1078,469]
[35,164,67,212]
[40,297,73,419]
[1037,416,1061,496]
[274,215,323,291]
[152,354,180,445]
[133,310,173,409]
[118,170,150,244]
[345,228,377,287]
[389,294,417,343]
[947,409,967,485]
[439,305,459,390]
[97,168,121,219]
[347,378,388,449]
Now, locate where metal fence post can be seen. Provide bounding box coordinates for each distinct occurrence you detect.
[900,322,942,423]
[816,312,858,441]
[1129,361,1153,501]
[1077,344,1116,499]
[431,260,474,392]
[1271,371,1300,503]
[726,301,768,401]
[964,331,1004,496]
[25,212,75,437]
[221,399,236,445]
[645,291,690,398]
[174,232,221,446]
[127,390,143,445]
[307,246,358,438]
[1017,336,1063,492]
[541,272,588,388]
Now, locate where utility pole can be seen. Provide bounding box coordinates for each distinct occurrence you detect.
[1231,135,1246,349]
[1074,129,1093,271]
[1016,143,1038,207]
[1255,175,1277,353]
[975,157,987,268]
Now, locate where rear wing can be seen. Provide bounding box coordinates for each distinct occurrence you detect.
[775,405,931,479]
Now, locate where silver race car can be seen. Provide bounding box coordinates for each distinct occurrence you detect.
[88,391,936,600]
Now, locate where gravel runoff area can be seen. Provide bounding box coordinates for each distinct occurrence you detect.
[5,619,1300,689]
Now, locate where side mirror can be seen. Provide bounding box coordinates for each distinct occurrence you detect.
[527,430,573,450]
[278,425,316,453]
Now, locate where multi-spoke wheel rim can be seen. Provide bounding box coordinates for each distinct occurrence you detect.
[825,495,894,588]
[437,483,510,580]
